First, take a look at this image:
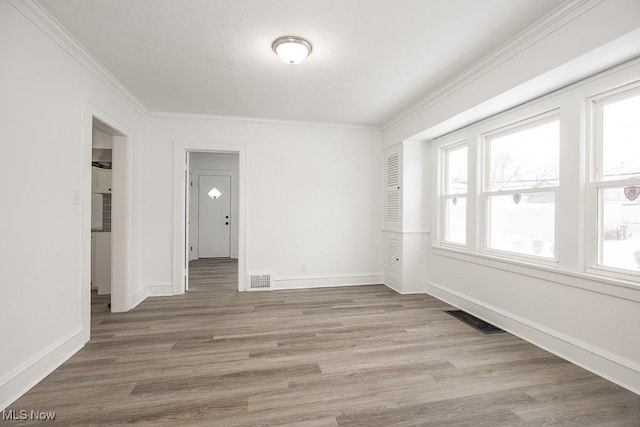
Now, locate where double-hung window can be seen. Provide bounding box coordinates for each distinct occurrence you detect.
[483,112,560,259]
[441,143,468,246]
[590,85,640,275]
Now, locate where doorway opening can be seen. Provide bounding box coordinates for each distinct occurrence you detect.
[83,114,131,342]
[91,120,113,310]
[186,152,240,291]
[173,143,246,295]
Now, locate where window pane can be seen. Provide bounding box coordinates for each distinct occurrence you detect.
[488,120,559,191]
[488,192,555,258]
[445,146,467,194]
[600,187,640,272]
[444,197,466,245]
[602,94,640,181]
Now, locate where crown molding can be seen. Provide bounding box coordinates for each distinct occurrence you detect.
[8,0,150,119]
[382,0,605,133]
[150,111,382,135]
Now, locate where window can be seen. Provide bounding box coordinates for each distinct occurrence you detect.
[441,143,467,245]
[591,86,640,275]
[483,113,559,259]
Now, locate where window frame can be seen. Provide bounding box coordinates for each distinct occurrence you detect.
[586,82,640,281]
[439,140,468,248]
[480,110,561,264]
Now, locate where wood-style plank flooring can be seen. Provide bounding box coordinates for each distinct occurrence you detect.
[5,258,640,426]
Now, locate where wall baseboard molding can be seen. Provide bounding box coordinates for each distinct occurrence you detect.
[425,280,640,395]
[272,274,383,290]
[145,283,175,297]
[131,288,146,309]
[383,281,425,295]
[0,328,85,411]
[131,283,175,309]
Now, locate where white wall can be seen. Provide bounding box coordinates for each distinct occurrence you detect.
[145,117,384,291]
[189,152,240,259]
[0,0,148,409]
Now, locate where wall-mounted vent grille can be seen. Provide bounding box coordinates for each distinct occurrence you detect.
[386,191,399,222]
[385,238,400,280]
[248,274,272,290]
[385,151,400,226]
[387,153,399,187]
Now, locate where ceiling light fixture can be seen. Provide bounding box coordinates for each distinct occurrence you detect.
[272,36,312,65]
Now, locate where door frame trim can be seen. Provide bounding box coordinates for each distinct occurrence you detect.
[173,141,247,293]
[82,101,134,342]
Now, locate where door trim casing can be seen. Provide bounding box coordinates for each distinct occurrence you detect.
[82,100,134,342]
[173,141,247,293]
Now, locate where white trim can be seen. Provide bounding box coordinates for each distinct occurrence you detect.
[440,141,469,246]
[173,141,247,293]
[382,0,604,131]
[81,102,134,344]
[0,328,84,411]
[272,274,384,290]
[130,283,174,309]
[425,280,640,395]
[145,283,175,297]
[8,0,149,118]
[382,229,430,235]
[151,111,380,135]
[131,287,146,309]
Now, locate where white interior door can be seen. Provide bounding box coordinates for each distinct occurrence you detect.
[198,175,231,258]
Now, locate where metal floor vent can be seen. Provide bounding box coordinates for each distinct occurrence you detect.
[444,310,505,334]
[248,274,272,291]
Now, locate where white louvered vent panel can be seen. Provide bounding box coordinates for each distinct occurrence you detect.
[248,274,271,291]
[386,153,399,187]
[385,149,401,229]
[385,238,400,280]
[386,189,399,222]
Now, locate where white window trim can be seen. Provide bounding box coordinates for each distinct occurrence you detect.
[430,58,640,292]
[439,140,468,248]
[480,110,561,263]
[586,81,640,282]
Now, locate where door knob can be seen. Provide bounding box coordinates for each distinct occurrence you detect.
[225,222,229,225]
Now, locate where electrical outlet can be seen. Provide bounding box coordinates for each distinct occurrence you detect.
[300,264,307,273]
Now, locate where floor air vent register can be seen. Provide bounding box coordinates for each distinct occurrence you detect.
[248,274,271,290]
[445,310,505,334]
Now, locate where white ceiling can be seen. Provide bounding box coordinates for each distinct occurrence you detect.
[38,0,564,127]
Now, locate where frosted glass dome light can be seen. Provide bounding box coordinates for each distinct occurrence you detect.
[272,36,312,64]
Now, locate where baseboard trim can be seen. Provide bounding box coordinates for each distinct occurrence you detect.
[0,327,85,410]
[425,280,640,395]
[145,283,174,297]
[384,281,402,294]
[131,283,176,309]
[383,281,426,295]
[131,287,146,309]
[273,274,383,290]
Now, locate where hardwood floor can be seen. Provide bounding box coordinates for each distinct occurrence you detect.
[5,258,640,426]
